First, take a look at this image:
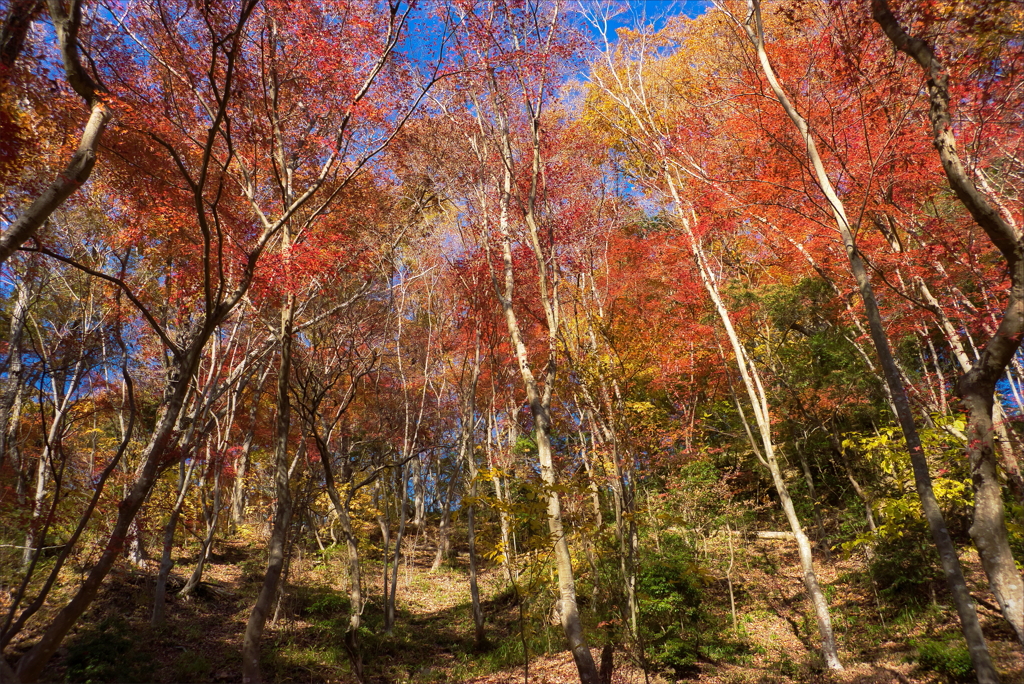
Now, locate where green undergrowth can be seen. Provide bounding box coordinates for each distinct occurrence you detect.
[37,522,1023,684]
[913,637,975,683]
[64,616,155,684]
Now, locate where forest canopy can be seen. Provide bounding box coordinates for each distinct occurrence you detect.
[0,0,1022,682]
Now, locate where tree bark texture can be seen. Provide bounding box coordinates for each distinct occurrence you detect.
[872,0,1023,646]
[672,186,843,670]
[493,200,600,684]
[242,294,296,684]
[739,1,1000,677]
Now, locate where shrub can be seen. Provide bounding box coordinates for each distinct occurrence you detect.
[302,590,348,616]
[64,616,154,683]
[916,637,974,683]
[637,534,706,678]
[869,530,944,605]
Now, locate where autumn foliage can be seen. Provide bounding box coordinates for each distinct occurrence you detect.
[0,1,1022,682]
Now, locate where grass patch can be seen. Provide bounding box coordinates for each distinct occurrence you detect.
[914,637,974,683]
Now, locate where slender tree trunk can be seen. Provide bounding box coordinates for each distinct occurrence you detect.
[153,458,199,625]
[590,401,639,639]
[0,0,44,72]
[242,292,296,684]
[377,479,391,628]
[0,1,111,266]
[484,99,600,682]
[22,448,49,571]
[494,237,598,679]
[578,427,603,528]
[496,279,597,679]
[738,2,1000,675]
[672,181,843,669]
[23,355,86,570]
[231,418,258,527]
[314,431,367,682]
[577,295,641,640]
[798,447,832,562]
[338,500,364,682]
[181,465,222,598]
[385,463,409,633]
[466,500,485,646]
[0,276,32,473]
[14,354,199,683]
[455,340,486,646]
[430,460,456,572]
[827,428,878,541]
[874,0,1024,647]
[412,457,426,529]
[465,430,485,647]
[487,401,516,582]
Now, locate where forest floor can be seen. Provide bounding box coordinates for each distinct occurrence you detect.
[10,529,1023,684]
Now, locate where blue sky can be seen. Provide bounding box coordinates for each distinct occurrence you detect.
[575,1,711,61]
[599,1,711,33]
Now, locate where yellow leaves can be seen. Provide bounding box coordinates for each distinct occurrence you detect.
[483,539,507,565]
[838,413,976,560]
[475,466,508,483]
[582,6,745,188]
[625,399,656,414]
[932,477,971,509]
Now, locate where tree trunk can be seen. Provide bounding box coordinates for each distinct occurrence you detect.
[0,275,32,473]
[871,0,1023,645]
[798,447,832,562]
[0,0,44,71]
[430,458,456,572]
[338,498,364,682]
[493,244,599,681]
[231,420,257,527]
[827,428,878,541]
[487,401,516,581]
[152,458,199,626]
[578,427,603,529]
[485,94,600,680]
[14,357,198,683]
[686,207,842,669]
[376,479,391,629]
[181,465,222,598]
[739,2,1000,676]
[317,435,367,683]
[0,1,111,266]
[465,436,486,648]
[242,292,296,684]
[385,463,409,634]
[456,342,485,646]
[412,456,426,529]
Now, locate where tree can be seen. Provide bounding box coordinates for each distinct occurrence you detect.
[0,0,112,265]
[721,0,997,677]
[440,2,604,679]
[583,10,843,667]
[872,0,1024,646]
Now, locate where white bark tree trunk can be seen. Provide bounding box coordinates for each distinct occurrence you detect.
[670,185,843,670]
[733,1,1000,675]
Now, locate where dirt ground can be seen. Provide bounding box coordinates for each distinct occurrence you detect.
[6,531,1022,683]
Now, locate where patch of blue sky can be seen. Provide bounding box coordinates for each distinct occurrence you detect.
[580,0,710,38]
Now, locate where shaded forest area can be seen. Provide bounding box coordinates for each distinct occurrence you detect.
[0,0,1022,682]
